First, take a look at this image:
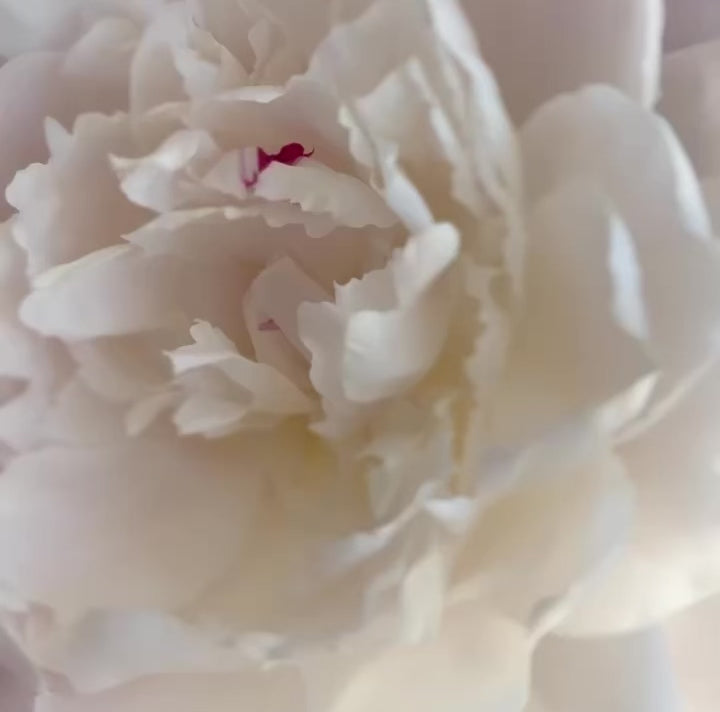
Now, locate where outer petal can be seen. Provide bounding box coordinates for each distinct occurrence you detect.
[666,594,720,712]
[659,39,720,178]
[0,626,35,712]
[14,608,287,694]
[327,605,531,712]
[461,0,663,121]
[659,38,720,230]
[521,86,720,386]
[35,667,303,712]
[558,360,720,634]
[0,0,82,56]
[530,628,681,712]
[664,0,720,52]
[521,85,712,243]
[453,422,633,630]
[490,182,654,447]
[0,440,261,619]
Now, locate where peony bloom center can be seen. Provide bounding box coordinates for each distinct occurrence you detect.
[241,142,314,190]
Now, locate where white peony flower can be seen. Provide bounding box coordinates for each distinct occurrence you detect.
[0,0,719,711]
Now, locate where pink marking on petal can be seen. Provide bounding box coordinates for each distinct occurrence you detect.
[258,318,280,332]
[242,142,314,190]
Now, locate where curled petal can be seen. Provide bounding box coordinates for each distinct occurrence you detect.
[490,182,655,446]
[299,223,459,420]
[20,245,184,339]
[255,160,398,229]
[521,86,720,387]
[165,320,314,437]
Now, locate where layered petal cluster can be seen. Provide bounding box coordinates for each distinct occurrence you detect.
[0,1,718,711]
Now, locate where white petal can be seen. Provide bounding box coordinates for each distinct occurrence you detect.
[24,609,285,694]
[70,335,171,404]
[453,422,634,629]
[43,378,126,445]
[0,385,54,453]
[490,183,654,447]
[461,0,663,120]
[248,0,331,58]
[310,0,520,247]
[7,113,148,276]
[35,667,303,712]
[111,129,222,212]
[125,391,179,436]
[166,320,313,436]
[299,223,459,411]
[522,85,712,241]
[702,175,720,234]
[187,0,256,72]
[0,311,57,384]
[531,629,681,712]
[0,441,261,618]
[329,605,531,712]
[424,0,523,237]
[172,394,249,437]
[61,16,140,116]
[0,626,35,712]
[666,594,720,712]
[659,39,720,190]
[308,0,441,234]
[0,53,65,219]
[255,160,397,229]
[0,0,81,56]
[245,257,329,359]
[558,360,720,633]
[129,3,187,113]
[521,86,720,383]
[665,0,720,51]
[20,246,185,339]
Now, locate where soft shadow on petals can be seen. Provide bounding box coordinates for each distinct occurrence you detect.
[530,628,681,712]
[460,0,663,122]
[664,0,720,52]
